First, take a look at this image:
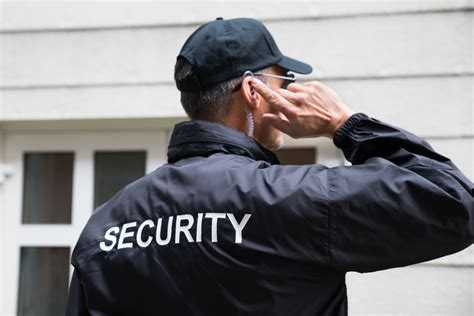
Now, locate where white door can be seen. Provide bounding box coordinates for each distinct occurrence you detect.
[1,130,167,316]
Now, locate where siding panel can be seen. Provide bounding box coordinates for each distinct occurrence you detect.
[1,11,472,87]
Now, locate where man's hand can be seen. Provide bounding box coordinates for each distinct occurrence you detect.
[251,78,355,139]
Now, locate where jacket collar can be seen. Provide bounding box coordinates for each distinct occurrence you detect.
[167,120,280,165]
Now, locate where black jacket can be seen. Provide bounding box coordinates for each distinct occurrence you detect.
[67,112,473,315]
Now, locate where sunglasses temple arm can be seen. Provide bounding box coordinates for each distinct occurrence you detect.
[254,73,295,81]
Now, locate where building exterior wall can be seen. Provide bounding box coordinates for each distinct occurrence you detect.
[1,1,473,315]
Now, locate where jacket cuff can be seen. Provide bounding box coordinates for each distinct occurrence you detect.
[333,112,369,148]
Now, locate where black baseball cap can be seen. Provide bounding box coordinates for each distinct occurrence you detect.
[176,17,312,91]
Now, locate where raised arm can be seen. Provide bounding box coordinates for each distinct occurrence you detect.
[327,113,473,272]
[252,78,473,273]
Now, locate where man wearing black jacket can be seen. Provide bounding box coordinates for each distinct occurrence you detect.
[67,17,473,315]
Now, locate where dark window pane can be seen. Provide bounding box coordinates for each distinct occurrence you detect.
[274,148,316,165]
[17,247,70,316]
[94,151,146,208]
[22,152,74,224]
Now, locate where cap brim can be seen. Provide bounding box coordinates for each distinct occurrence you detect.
[277,55,313,74]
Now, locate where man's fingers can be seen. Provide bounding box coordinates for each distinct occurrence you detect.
[286,82,309,93]
[251,78,296,117]
[303,81,323,89]
[277,89,302,105]
[262,113,292,135]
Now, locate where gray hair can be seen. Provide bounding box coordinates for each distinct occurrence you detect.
[174,57,267,122]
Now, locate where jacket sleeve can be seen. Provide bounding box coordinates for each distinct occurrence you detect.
[326,112,473,273]
[66,269,90,316]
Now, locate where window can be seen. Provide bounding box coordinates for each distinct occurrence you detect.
[22,152,74,224]
[17,247,70,315]
[94,151,146,208]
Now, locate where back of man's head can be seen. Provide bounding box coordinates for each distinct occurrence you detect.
[174,17,312,122]
[174,57,251,122]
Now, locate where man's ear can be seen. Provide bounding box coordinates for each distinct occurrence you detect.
[241,76,260,109]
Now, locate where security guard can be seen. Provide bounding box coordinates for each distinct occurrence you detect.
[66,17,473,315]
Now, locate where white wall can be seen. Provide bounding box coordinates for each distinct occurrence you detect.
[1,1,473,315]
[0,128,4,313]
